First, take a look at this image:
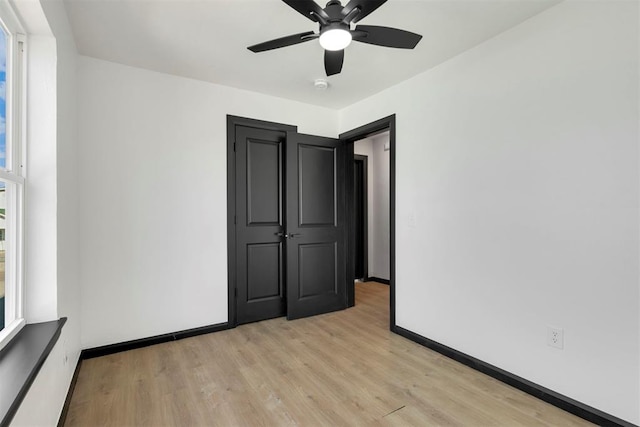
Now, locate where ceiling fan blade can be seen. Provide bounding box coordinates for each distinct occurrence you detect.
[341,0,387,24]
[352,25,422,49]
[248,31,317,53]
[324,49,344,76]
[282,0,329,23]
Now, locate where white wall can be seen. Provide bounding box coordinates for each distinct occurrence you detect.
[10,0,81,425]
[48,0,82,416]
[24,36,57,323]
[370,133,390,280]
[77,57,338,348]
[340,1,639,424]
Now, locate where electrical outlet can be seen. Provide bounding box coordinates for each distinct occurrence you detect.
[547,326,564,349]
[408,211,417,228]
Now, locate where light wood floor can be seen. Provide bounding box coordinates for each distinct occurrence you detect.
[65,282,592,426]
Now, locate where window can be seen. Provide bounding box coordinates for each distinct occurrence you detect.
[0,0,24,351]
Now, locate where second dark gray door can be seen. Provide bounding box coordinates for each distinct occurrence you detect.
[286,132,347,320]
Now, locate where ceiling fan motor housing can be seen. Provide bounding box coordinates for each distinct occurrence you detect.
[324,0,347,21]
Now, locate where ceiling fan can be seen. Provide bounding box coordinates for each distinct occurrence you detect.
[248,0,423,76]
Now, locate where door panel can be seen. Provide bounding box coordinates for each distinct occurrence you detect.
[247,139,282,225]
[298,145,336,226]
[298,242,338,298]
[236,126,287,324]
[287,132,347,320]
[246,243,283,301]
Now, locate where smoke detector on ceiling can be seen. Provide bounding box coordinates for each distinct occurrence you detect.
[314,78,329,90]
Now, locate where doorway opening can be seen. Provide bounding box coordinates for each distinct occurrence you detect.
[353,132,390,285]
[341,115,396,329]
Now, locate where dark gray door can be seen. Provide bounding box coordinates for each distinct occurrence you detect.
[235,126,286,324]
[286,132,347,320]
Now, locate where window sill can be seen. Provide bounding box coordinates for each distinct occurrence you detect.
[0,318,66,427]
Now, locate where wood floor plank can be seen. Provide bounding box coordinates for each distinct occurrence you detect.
[65,282,593,426]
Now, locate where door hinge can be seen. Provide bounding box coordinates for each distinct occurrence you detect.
[233,142,236,152]
[234,287,238,297]
[234,215,237,224]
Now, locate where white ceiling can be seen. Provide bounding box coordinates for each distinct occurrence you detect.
[63,0,561,109]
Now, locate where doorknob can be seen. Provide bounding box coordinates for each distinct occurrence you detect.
[275,232,301,239]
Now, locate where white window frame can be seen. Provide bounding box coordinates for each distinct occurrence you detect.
[0,0,25,352]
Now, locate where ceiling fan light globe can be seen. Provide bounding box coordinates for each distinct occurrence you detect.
[319,28,352,51]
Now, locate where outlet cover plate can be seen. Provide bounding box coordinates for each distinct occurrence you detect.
[547,326,564,349]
